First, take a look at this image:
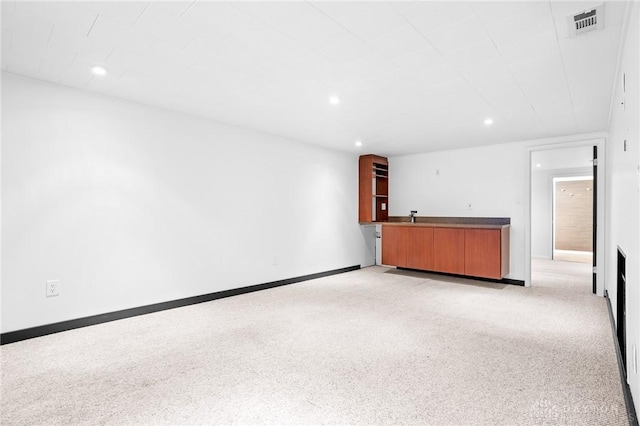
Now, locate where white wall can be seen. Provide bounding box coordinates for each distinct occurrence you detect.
[1,73,372,333]
[605,1,640,402]
[389,135,608,285]
[531,169,552,259]
[389,142,528,280]
[531,167,592,259]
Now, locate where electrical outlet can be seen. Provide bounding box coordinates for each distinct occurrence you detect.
[46,280,60,297]
[272,256,278,266]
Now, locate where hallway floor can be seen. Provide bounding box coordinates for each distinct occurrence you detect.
[553,250,593,264]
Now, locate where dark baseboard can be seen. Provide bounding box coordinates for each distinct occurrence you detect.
[500,278,526,286]
[1,265,361,345]
[396,267,525,286]
[605,290,638,425]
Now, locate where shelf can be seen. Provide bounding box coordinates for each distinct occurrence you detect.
[359,154,389,223]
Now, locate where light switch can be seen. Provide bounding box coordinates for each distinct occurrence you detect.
[381,203,386,211]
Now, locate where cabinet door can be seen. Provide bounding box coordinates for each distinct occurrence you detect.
[433,228,465,274]
[465,229,502,279]
[382,226,408,267]
[406,227,434,271]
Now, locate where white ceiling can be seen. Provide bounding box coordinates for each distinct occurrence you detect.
[1,1,628,155]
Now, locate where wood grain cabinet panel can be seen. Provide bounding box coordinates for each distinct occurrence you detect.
[405,227,434,270]
[358,155,388,222]
[381,224,509,280]
[464,229,502,279]
[433,228,465,274]
[382,226,408,267]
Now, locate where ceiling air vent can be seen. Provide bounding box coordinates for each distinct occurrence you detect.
[567,4,604,37]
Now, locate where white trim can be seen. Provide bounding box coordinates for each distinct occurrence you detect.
[553,176,593,182]
[525,137,606,295]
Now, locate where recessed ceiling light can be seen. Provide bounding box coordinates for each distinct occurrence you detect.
[355,140,362,147]
[329,95,341,105]
[484,118,494,126]
[91,65,108,76]
[536,163,542,168]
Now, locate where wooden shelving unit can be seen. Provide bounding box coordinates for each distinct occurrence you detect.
[359,154,388,222]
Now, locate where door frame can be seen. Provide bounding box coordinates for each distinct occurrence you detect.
[524,136,606,295]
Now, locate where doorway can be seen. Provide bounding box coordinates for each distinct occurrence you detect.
[617,247,627,373]
[553,176,594,264]
[530,146,595,293]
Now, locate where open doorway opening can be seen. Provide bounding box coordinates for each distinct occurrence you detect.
[553,176,593,264]
[617,247,627,373]
[531,146,595,293]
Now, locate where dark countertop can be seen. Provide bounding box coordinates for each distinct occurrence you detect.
[360,216,510,229]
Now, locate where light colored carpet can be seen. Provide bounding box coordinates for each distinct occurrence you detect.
[1,261,628,425]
